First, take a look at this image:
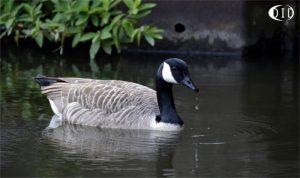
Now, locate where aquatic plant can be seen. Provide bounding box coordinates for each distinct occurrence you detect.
[0,0,163,59]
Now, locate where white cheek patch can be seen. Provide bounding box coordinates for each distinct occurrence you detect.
[162,62,178,84]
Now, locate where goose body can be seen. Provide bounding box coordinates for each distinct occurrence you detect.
[35,58,198,131]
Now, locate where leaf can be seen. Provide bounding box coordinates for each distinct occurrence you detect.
[111,14,124,26]
[3,0,14,13]
[89,7,105,14]
[89,57,100,74]
[148,27,164,33]
[130,29,139,41]
[102,42,112,55]
[40,21,61,28]
[22,29,33,36]
[133,10,151,18]
[122,20,133,36]
[134,0,141,8]
[23,3,33,17]
[5,18,14,29]
[12,3,23,16]
[14,29,19,45]
[91,1,102,9]
[34,19,41,32]
[100,26,112,39]
[0,30,8,38]
[54,32,59,41]
[7,27,13,35]
[91,15,99,26]
[152,34,163,40]
[136,30,141,46]
[0,13,10,24]
[101,13,110,26]
[109,0,122,9]
[34,4,43,16]
[75,15,88,26]
[72,33,81,47]
[67,26,80,34]
[57,24,65,32]
[80,32,95,42]
[34,32,43,48]
[144,35,154,46]
[90,32,98,44]
[112,26,120,51]
[129,8,138,15]
[78,0,89,12]
[102,0,111,9]
[89,40,100,59]
[52,13,66,22]
[123,0,134,9]
[139,3,156,11]
[18,15,33,22]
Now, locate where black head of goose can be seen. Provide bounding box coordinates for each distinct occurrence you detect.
[35,58,198,131]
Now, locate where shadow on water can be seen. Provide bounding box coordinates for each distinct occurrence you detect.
[1,46,299,177]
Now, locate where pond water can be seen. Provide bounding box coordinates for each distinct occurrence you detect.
[1,47,299,177]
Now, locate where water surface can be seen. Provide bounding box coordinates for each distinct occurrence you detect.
[0,47,299,177]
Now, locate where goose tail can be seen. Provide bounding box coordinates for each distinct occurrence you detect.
[34,74,66,86]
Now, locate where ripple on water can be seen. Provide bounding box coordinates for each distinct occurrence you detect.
[235,119,279,141]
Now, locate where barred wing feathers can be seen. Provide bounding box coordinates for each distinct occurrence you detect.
[41,78,159,129]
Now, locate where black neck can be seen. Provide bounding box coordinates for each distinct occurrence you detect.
[155,65,183,126]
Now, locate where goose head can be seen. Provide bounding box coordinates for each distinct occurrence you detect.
[155,58,198,127]
[159,58,199,92]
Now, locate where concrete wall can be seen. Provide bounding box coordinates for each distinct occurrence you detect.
[134,0,299,55]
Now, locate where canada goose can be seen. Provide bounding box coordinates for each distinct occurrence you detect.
[35,58,198,131]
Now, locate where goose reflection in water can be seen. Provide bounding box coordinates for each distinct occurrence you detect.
[42,116,180,175]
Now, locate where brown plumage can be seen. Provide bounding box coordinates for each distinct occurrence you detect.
[38,77,160,130]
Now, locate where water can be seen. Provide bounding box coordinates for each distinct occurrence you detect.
[1,47,299,177]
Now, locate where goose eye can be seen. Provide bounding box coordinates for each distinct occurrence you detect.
[171,66,177,71]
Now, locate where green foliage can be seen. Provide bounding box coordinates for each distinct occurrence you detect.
[0,0,163,58]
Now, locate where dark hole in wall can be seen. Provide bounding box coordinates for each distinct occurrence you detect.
[174,23,186,33]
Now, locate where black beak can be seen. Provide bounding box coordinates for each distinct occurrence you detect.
[180,76,199,92]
